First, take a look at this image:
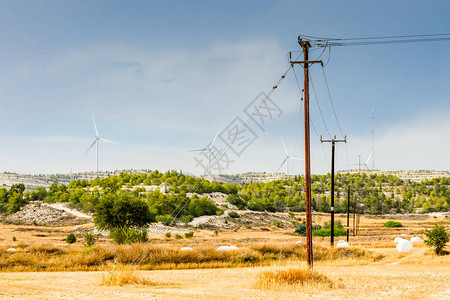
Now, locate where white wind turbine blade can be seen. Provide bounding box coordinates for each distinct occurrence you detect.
[280,137,288,156]
[276,158,288,173]
[291,156,304,161]
[188,148,208,152]
[92,115,99,137]
[208,149,223,170]
[99,137,118,144]
[365,146,376,165]
[84,140,97,155]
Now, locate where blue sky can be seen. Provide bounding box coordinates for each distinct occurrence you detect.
[0,0,450,175]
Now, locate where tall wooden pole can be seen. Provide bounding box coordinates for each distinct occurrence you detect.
[301,39,313,270]
[290,36,323,270]
[347,186,350,242]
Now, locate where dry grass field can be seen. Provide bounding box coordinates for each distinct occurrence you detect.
[0,213,449,299]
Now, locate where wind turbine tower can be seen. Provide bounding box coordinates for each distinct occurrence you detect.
[84,115,118,173]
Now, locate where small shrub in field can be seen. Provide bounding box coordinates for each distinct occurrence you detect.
[165,232,171,238]
[66,233,77,244]
[184,231,194,238]
[323,220,344,229]
[175,234,183,240]
[83,230,97,247]
[228,211,240,218]
[110,226,148,245]
[295,224,321,236]
[424,224,449,255]
[214,229,219,236]
[312,227,347,237]
[384,220,402,228]
[12,236,16,242]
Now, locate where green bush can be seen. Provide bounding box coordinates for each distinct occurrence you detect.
[109,226,148,244]
[383,220,403,228]
[156,214,176,226]
[83,230,97,247]
[184,231,194,238]
[227,211,240,218]
[65,233,77,244]
[323,220,344,229]
[165,232,171,238]
[175,233,183,239]
[12,236,16,242]
[180,214,194,224]
[295,223,321,236]
[424,224,449,255]
[312,227,347,237]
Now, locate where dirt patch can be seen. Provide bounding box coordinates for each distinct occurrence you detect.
[3,204,89,226]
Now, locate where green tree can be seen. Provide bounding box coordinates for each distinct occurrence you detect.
[424,224,449,255]
[93,191,155,230]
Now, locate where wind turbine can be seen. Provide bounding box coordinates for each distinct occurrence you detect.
[276,137,303,175]
[84,115,118,173]
[190,131,220,175]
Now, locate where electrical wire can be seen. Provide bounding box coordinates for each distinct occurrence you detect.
[321,67,345,138]
[309,73,332,138]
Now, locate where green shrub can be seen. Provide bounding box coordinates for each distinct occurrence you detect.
[66,233,77,244]
[175,233,183,239]
[228,211,240,218]
[155,214,176,226]
[424,224,449,255]
[109,226,148,245]
[180,214,194,224]
[83,230,97,247]
[214,229,219,236]
[295,223,321,236]
[184,231,194,238]
[12,236,17,242]
[312,227,347,237]
[384,220,402,228]
[323,220,344,229]
[165,232,171,238]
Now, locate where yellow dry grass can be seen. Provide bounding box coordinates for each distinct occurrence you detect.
[255,267,334,291]
[101,264,155,286]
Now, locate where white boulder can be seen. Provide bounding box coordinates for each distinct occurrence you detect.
[394,237,403,244]
[396,239,413,252]
[410,237,421,243]
[7,248,16,252]
[295,240,303,245]
[180,247,193,251]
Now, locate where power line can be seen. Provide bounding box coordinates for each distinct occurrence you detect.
[300,33,450,47]
[321,67,345,138]
[309,73,332,138]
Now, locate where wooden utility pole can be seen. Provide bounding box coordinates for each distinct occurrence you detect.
[320,135,346,246]
[347,186,350,242]
[353,195,356,236]
[289,36,323,270]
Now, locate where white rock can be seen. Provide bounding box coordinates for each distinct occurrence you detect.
[401,234,407,237]
[7,248,16,252]
[396,239,413,252]
[180,247,193,251]
[336,240,349,248]
[410,237,421,243]
[228,246,238,250]
[295,240,303,245]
